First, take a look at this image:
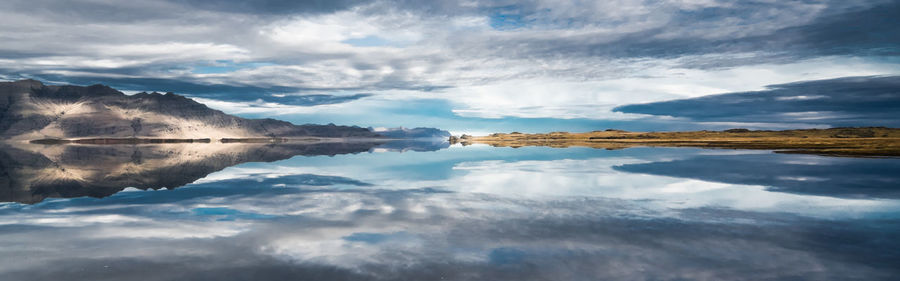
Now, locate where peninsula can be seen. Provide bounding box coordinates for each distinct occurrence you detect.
[452,128,900,157]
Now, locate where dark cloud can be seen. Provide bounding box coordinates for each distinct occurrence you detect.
[170,0,371,15]
[453,1,900,66]
[614,75,900,126]
[3,0,183,23]
[676,1,900,59]
[5,73,372,106]
[780,0,900,58]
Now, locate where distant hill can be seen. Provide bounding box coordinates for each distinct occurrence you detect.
[0,80,379,140]
[370,127,452,139]
[462,128,900,157]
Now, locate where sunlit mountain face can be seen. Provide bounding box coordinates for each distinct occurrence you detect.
[0,80,380,140]
[2,1,900,280]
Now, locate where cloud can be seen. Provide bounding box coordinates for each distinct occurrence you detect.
[172,0,371,15]
[1,149,900,280]
[614,75,900,126]
[0,0,898,129]
[0,73,372,107]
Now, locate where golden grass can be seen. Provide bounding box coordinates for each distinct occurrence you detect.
[458,127,900,157]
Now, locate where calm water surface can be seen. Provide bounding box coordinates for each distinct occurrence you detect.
[1,142,899,280]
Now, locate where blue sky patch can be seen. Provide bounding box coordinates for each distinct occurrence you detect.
[342,35,394,47]
[343,231,413,244]
[490,11,529,30]
[488,5,536,30]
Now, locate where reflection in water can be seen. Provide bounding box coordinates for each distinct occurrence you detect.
[0,145,898,280]
[615,153,900,199]
[0,141,388,204]
[0,140,451,204]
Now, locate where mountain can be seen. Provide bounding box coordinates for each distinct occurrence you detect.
[370,127,451,139]
[0,79,380,141]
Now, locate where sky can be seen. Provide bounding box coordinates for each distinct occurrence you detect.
[1,0,899,134]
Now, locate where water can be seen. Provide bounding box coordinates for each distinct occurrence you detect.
[1,142,899,280]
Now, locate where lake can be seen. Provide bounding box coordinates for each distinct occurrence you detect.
[1,141,899,280]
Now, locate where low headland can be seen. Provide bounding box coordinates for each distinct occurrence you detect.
[450,127,900,157]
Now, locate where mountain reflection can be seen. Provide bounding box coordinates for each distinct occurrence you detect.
[0,140,448,204]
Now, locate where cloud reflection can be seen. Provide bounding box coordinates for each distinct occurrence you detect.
[615,152,900,199]
[0,147,899,280]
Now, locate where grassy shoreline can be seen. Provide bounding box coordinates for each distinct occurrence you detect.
[453,127,900,157]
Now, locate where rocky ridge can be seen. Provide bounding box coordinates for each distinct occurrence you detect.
[0,79,379,141]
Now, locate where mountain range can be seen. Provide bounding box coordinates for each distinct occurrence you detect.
[370,127,452,139]
[0,79,387,141]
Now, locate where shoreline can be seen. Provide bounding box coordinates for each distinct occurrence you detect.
[452,127,900,157]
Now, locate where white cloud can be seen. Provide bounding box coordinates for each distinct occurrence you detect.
[92,42,250,61]
[419,55,900,120]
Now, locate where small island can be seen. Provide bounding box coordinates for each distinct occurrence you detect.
[451,127,900,157]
